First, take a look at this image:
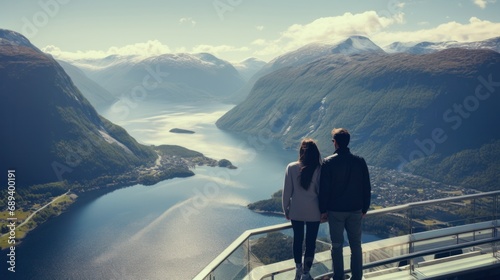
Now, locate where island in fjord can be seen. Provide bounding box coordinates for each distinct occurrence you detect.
[169,128,195,134]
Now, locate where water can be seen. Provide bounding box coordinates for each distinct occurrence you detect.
[2,101,378,279]
[3,101,297,279]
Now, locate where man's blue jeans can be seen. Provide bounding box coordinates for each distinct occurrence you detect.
[328,210,363,280]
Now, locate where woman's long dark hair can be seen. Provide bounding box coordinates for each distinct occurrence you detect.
[298,138,320,190]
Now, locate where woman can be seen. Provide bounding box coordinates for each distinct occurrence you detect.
[282,138,322,280]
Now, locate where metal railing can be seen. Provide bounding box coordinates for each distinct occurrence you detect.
[194,190,500,280]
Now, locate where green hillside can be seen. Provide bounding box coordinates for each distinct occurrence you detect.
[0,33,157,187]
[217,49,500,191]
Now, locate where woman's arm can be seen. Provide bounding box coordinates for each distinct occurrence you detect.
[282,164,293,219]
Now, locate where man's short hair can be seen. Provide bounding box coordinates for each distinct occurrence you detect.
[332,128,350,148]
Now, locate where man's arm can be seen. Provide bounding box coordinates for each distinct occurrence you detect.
[361,158,371,215]
[319,162,330,214]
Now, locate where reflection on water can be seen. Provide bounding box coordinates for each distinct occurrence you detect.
[106,101,246,160]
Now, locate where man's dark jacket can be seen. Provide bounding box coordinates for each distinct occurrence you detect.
[319,147,371,214]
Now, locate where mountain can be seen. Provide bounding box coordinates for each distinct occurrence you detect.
[268,35,384,69]
[0,30,157,187]
[232,57,267,81]
[61,52,246,103]
[384,36,500,54]
[384,41,455,54]
[217,48,500,191]
[69,54,142,74]
[461,36,500,52]
[0,29,39,49]
[60,54,147,96]
[57,60,117,111]
[231,36,384,103]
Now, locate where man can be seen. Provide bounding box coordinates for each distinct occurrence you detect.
[319,128,371,280]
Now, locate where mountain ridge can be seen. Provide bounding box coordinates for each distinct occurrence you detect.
[384,36,500,54]
[59,51,246,104]
[217,48,500,191]
[232,57,267,81]
[0,41,157,187]
[230,36,385,103]
[57,59,117,111]
[0,29,239,191]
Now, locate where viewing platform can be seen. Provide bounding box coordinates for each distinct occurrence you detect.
[195,191,500,280]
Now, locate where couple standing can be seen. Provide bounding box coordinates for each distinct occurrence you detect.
[282,128,372,280]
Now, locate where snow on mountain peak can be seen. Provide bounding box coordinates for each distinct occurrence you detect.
[233,57,266,70]
[384,37,500,54]
[143,52,231,70]
[267,36,384,69]
[62,55,142,71]
[330,35,385,54]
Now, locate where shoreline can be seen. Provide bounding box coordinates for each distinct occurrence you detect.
[0,173,189,251]
[0,150,237,251]
[0,192,77,250]
[1,172,192,251]
[251,209,285,217]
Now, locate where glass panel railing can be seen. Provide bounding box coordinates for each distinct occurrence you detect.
[194,190,500,280]
[209,239,248,279]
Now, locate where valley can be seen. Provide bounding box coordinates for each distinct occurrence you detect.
[1,26,499,279]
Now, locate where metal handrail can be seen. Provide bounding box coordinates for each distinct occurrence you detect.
[257,220,500,280]
[315,236,500,280]
[193,190,500,280]
[367,190,500,217]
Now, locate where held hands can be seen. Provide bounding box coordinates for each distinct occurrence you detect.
[320,213,328,223]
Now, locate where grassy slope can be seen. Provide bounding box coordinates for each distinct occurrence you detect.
[217,49,500,191]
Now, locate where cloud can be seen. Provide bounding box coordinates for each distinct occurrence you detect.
[42,40,171,61]
[251,11,500,60]
[473,0,497,8]
[41,11,500,63]
[372,17,500,46]
[190,44,250,57]
[251,39,267,46]
[256,25,264,31]
[179,17,196,26]
[253,11,404,58]
[43,41,249,63]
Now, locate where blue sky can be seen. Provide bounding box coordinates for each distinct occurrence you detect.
[1,0,499,62]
